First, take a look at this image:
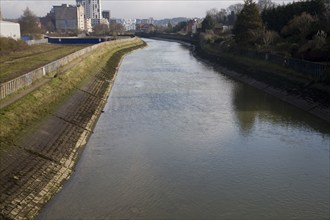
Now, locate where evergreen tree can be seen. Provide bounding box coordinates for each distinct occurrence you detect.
[261,0,326,33]
[201,14,215,32]
[232,0,263,46]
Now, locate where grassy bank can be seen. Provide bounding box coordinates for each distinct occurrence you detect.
[197,42,330,96]
[0,38,146,155]
[0,43,88,83]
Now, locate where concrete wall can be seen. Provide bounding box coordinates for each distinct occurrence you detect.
[26,39,48,45]
[0,38,136,100]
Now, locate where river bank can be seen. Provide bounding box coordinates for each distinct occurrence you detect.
[194,43,330,123]
[36,38,330,220]
[0,38,146,219]
[143,35,330,123]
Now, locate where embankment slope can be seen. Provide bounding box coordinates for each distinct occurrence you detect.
[0,38,146,220]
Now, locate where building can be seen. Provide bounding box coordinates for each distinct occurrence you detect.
[102,10,110,22]
[137,17,154,25]
[40,9,56,33]
[85,18,93,32]
[136,23,155,33]
[54,4,85,32]
[76,0,102,26]
[100,18,109,26]
[0,20,21,40]
[122,19,136,31]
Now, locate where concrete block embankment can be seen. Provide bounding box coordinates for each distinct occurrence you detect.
[0,38,133,100]
[0,38,145,219]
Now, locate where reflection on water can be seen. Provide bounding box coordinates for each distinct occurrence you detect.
[38,39,330,220]
[232,83,330,136]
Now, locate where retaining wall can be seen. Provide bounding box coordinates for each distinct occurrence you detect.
[0,38,135,100]
[26,39,48,45]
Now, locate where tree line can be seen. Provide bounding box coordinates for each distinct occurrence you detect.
[201,0,330,62]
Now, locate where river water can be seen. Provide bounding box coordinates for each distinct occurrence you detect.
[38,39,330,219]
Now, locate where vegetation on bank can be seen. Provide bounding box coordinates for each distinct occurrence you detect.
[196,0,330,62]
[199,42,313,84]
[148,0,329,70]
[142,0,329,92]
[231,0,329,61]
[0,38,146,155]
[0,37,89,83]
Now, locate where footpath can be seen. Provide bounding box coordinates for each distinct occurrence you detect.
[0,39,146,219]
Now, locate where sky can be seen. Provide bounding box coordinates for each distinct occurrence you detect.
[1,0,294,20]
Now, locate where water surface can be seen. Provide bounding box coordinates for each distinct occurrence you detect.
[38,39,330,219]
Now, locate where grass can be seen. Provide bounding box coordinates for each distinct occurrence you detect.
[198,42,330,108]
[0,38,146,155]
[0,43,88,83]
[0,37,29,53]
[198,43,321,87]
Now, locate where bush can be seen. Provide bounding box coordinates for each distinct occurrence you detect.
[0,37,29,54]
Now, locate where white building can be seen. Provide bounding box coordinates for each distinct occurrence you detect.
[0,20,21,40]
[100,18,109,26]
[85,18,93,32]
[77,5,85,31]
[76,0,102,26]
[121,18,136,31]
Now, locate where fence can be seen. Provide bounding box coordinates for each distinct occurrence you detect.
[0,38,135,100]
[149,34,329,82]
[238,49,329,81]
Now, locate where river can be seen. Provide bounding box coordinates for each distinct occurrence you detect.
[38,39,330,219]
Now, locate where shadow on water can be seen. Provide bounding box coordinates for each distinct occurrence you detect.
[232,83,330,136]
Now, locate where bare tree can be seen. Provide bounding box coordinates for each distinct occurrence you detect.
[281,12,317,38]
[228,3,244,15]
[110,23,125,36]
[206,8,219,22]
[18,7,42,37]
[93,23,110,36]
[258,0,276,10]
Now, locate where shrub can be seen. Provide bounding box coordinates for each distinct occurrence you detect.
[0,37,29,54]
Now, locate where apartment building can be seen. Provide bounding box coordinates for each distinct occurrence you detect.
[77,0,102,26]
[54,4,85,32]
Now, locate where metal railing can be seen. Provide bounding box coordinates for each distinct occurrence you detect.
[239,49,329,81]
[0,38,136,100]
